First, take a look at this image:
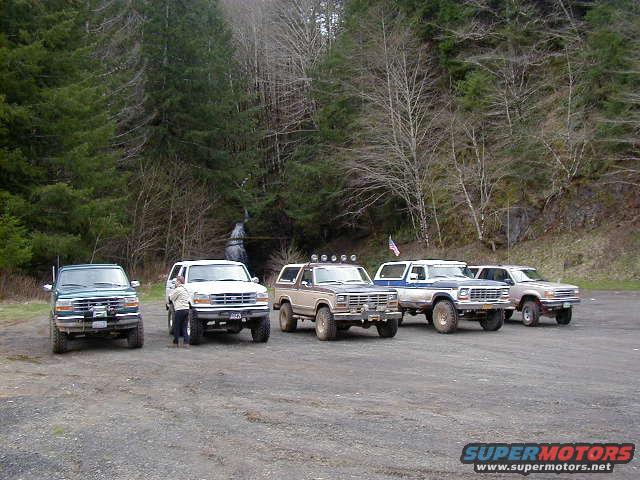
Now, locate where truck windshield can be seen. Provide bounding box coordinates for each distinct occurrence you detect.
[428,265,471,278]
[57,268,129,289]
[315,266,371,284]
[512,268,546,282]
[188,264,250,282]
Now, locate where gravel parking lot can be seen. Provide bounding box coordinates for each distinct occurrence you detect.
[1,291,639,479]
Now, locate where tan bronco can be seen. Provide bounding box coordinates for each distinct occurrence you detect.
[470,265,580,326]
[273,255,402,341]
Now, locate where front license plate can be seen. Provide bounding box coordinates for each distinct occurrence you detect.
[92,320,107,329]
[482,304,493,310]
[368,314,381,321]
[563,302,571,309]
[230,312,242,320]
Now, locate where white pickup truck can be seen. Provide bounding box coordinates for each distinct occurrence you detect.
[165,260,270,344]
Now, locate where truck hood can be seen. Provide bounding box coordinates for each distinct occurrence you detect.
[517,281,578,290]
[56,287,137,299]
[428,278,507,288]
[185,281,267,295]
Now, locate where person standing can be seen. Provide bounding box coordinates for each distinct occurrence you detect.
[169,275,190,348]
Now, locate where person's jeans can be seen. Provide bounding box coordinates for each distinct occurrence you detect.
[173,309,190,344]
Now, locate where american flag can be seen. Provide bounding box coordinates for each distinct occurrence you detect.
[388,236,400,257]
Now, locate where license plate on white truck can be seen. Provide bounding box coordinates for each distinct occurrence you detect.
[230,312,242,320]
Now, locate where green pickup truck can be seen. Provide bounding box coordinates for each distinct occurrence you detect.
[45,264,144,353]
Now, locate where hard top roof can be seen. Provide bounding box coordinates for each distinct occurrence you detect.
[60,264,122,270]
[174,259,246,267]
[383,259,467,266]
[469,264,535,270]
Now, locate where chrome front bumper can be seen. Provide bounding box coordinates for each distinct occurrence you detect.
[193,304,269,320]
[55,313,140,333]
[540,298,581,309]
[333,310,402,322]
[455,300,514,311]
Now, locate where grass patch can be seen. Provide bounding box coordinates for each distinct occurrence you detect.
[567,279,640,291]
[138,282,165,302]
[0,302,49,323]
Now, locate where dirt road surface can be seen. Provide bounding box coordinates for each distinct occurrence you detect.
[1,292,639,479]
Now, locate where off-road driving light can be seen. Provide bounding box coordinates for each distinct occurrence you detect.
[256,292,269,302]
[55,299,73,312]
[331,255,337,262]
[320,254,328,262]
[458,288,470,300]
[340,255,347,262]
[193,293,210,304]
[544,290,555,299]
[311,254,319,262]
[125,296,139,308]
[350,255,357,262]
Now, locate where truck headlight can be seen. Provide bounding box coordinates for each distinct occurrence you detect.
[544,290,555,299]
[193,293,210,304]
[336,295,347,303]
[125,296,139,308]
[55,299,73,312]
[256,292,268,302]
[501,288,510,298]
[574,289,580,297]
[458,288,470,300]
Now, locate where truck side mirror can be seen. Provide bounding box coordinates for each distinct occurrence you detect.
[43,284,52,292]
[505,279,514,286]
[301,280,310,287]
[251,277,259,283]
[409,273,418,281]
[130,280,140,288]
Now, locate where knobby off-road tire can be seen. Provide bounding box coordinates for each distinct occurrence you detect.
[504,309,514,321]
[315,306,337,341]
[556,308,572,325]
[522,300,540,327]
[127,318,144,348]
[167,304,175,335]
[480,310,504,331]
[432,300,458,334]
[376,318,399,338]
[188,309,204,345]
[251,316,270,343]
[279,302,297,332]
[50,317,68,354]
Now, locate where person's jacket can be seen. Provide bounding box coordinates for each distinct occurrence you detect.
[170,284,190,311]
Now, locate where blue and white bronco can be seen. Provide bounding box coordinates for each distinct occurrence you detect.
[373,260,513,333]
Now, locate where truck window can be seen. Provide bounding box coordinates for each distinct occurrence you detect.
[410,266,426,281]
[278,266,301,283]
[301,269,313,285]
[169,264,182,280]
[378,264,406,279]
[478,268,494,280]
[493,268,509,282]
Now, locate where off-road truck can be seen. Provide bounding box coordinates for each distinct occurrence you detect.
[165,260,270,344]
[45,264,143,354]
[471,265,580,326]
[273,255,401,341]
[373,260,512,334]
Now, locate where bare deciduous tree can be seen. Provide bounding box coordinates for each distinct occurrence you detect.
[343,9,446,245]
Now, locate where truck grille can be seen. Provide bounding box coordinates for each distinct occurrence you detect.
[469,288,503,302]
[348,294,389,310]
[554,289,575,298]
[72,297,125,312]
[210,293,257,305]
